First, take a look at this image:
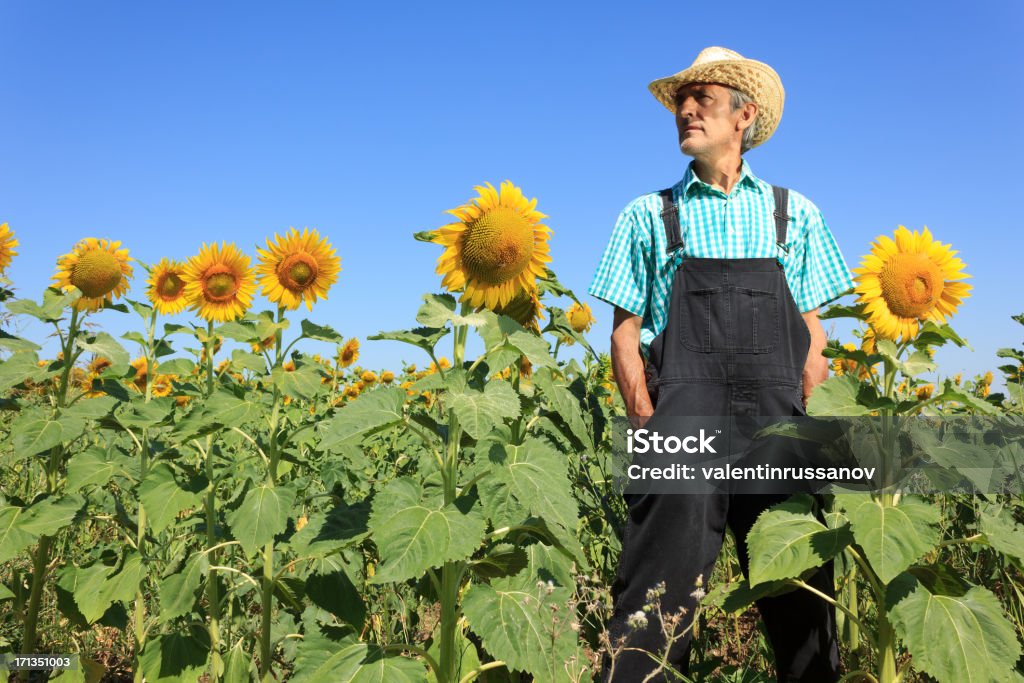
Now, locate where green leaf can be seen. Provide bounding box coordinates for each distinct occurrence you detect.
[231,350,268,374]
[287,500,370,560]
[979,504,1024,563]
[0,495,87,563]
[301,319,344,342]
[0,351,54,392]
[137,625,211,683]
[887,573,1021,683]
[6,288,76,321]
[901,349,937,378]
[0,329,40,352]
[291,625,424,683]
[272,364,323,401]
[217,320,259,343]
[67,446,138,492]
[470,544,529,580]
[306,571,366,628]
[19,494,85,537]
[154,357,195,376]
[479,440,582,562]
[319,387,405,450]
[159,551,209,623]
[446,381,521,440]
[138,464,206,534]
[416,293,486,327]
[746,494,853,586]
[932,379,1000,415]
[841,494,940,584]
[10,415,64,456]
[73,551,145,623]
[807,375,871,416]
[63,395,119,421]
[721,578,796,612]
[462,570,578,681]
[226,484,297,557]
[115,398,175,430]
[77,332,130,370]
[368,478,486,583]
[0,582,14,601]
[367,327,449,356]
[533,368,593,450]
[223,641,254,683]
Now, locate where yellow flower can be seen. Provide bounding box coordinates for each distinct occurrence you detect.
[296,515,308,531]
[381,371,395,384]
[283,360,296,372]
[916,383,934,401]
[492,289,545,332]
[200,335,224,364]
[953,373,962,386]
[129,356,152,392]
[361,370,377,385]
[87,356,112,375]
[146,258,189,315]
[432,181,552,309]
[982,371,994,385]
[852,226,971,341]
[52,238,133,312]
[256,227,341,311]
[338,338,359,368]
[0,223,18,275]
[183,242,256,323]
[215,359,230,375]
[405,363,417,374]
[832,343,858,376]
[152,374,177,398]
[897,380,908,394]
[251,335,276,353]
[860,327,877,355]
[567,302,595,334]
[343,383,361,399]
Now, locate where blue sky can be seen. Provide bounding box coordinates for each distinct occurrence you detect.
[1,1,1022,387]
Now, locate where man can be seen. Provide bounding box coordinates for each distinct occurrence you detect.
[588,47,855,681]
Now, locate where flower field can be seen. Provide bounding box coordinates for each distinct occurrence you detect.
[0,184,1022,683]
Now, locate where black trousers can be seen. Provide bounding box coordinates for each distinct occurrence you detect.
[600,491,841,682]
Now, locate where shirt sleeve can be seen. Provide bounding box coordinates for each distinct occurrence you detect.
[587,200,652,317]
[791,204,856,312]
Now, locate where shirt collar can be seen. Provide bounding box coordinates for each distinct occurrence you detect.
[677,158,763,198]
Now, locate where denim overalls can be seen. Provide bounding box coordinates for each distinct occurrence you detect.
[602,186,842,682]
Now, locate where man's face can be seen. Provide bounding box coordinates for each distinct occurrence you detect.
[674,82,750,158]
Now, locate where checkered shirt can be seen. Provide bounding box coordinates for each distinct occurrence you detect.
[588,159,855,357]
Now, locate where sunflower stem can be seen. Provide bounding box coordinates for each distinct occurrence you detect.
[133,306,158,677]
[20,304,81,675]
[202,320,224,679]
[259,306,286,682]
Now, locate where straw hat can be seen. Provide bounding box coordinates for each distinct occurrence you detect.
[648,47,784,150]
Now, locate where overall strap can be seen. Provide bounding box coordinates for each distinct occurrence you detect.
[658,188,684,254]
[772,185,790,253]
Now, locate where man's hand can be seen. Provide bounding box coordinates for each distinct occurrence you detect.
[610,307,654,426]
[801,308,829,406]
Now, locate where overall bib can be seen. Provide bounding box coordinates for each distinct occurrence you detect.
[602,187,842,682]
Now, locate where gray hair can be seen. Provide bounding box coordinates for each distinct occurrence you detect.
[727,87,758,153]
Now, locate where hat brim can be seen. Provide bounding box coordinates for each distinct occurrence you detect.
[648,58,784,150]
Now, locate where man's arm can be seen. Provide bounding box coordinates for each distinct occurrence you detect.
[801,308,828,405]
[610,306,654,427]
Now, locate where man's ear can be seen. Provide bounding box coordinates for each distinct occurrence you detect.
[737,101,758,132]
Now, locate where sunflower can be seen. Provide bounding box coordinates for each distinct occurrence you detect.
[0,223,18,275]
[432,181,552,309]
[832,343,859,376]
[152,374,177,398]
[256,227,341,311]
[252,335,276,353]
[852,226,971,341]
[916,384,934,401]
[381,371,395,384]
[338,338,360,368]
[566,302,595,334]
[183,242,256,323]
[492,289,545,332]
[361,370,377,385]
[129,356,152,393]
[53,238,133,312]
[141,258,187,315]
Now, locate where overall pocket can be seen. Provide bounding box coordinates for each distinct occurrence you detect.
[680,285,780,353]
